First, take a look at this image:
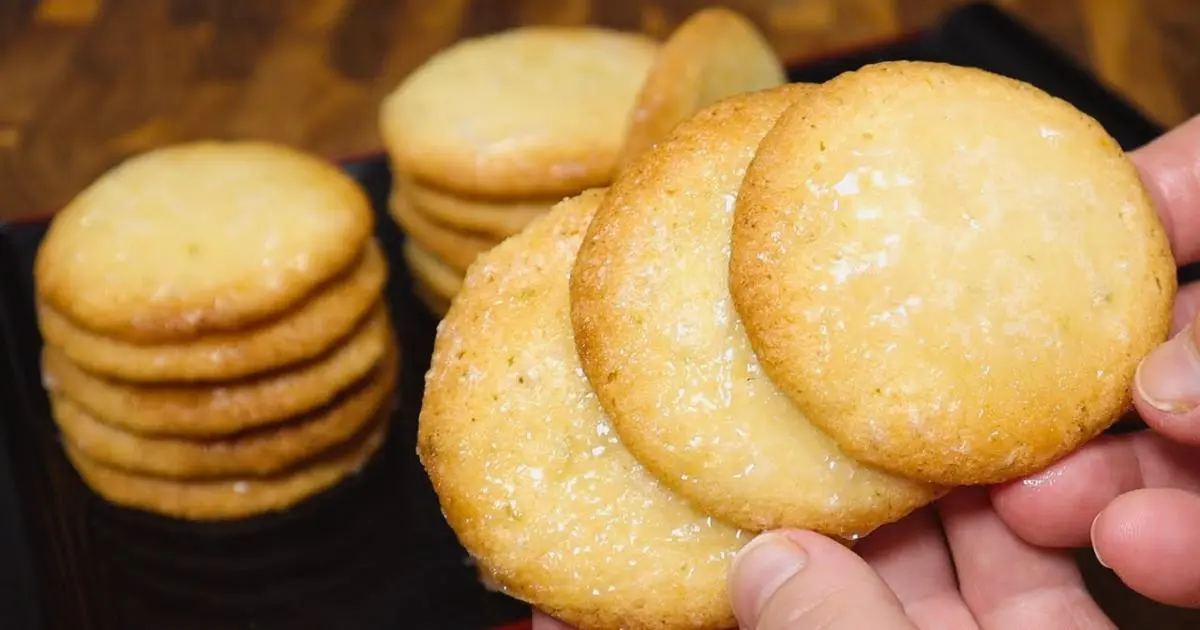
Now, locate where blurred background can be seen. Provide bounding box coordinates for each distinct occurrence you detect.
[0,0,1195,219]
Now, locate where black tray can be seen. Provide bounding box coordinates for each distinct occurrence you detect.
[0,3,1170,629]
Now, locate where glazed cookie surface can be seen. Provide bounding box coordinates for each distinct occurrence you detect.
[380,27,658,198]
[418,189,746,630]
[66,415,388,522]
[730,61,1176,485]
[398,177,551,239]
[38,242,387,383]
[35,141,374,342]
[42,306,391,438]
[572,85,942,535]
[51,343,396,479]
[617,7,785,169]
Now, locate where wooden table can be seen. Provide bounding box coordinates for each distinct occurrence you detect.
[1,0,1199,627]
[0,0,1197,220]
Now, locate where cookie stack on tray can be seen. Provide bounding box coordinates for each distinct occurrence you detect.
[377,25,661,317]
[34,141,399,522]
[418,61,1177,630]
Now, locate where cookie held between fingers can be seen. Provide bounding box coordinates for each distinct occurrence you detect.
[617,7,786,169]
[572,85,943,536]
[41,305,392,438]
[379,27,659,198]
[66,415,389,522]
[50,342,397,479]
[34,141,375,343]
[418,189,747,630]
[397,177,552,240]
[730,61,1176,486]
[38,242,387,384]
[388,190,496,274]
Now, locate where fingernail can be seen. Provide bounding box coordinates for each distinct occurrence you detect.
[1090,514,1110,569]
[730,532,808,623]
[1135,326,1200,413]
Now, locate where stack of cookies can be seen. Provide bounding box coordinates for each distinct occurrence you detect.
[377,25,660,316]
[34,141,399,522]
[419,62,1176,629]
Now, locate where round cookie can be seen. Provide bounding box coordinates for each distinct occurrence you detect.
[617,7,785,169]
[729,61,1176,486]
[42,305,392,438]
[402,241,463,302]
[38,242,387,383]
[572,86,943,535]
[389,191,495,274]
[379,27,659,198]
[35,141,375,343]
[418,188,746,630]
[65,415,388,522]
[397,177,551,239]
[51,344,396,479]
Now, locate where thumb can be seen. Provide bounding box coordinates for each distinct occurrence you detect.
[729,530,917,630]
[1133,324,1200,444]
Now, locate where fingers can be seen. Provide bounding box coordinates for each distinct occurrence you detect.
[857,508,977,629]
[939,488,1115,630]
[1091,487,1200,608]
[1129,113,1200,264]
[530,611,573,630]
[729,530,917,630]
[1134,324,1200,443]
[992,432,1200,547]
[1169,282,1200,335]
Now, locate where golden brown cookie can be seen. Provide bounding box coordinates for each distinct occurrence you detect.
[65,415,389,522]
[617,7,785,169]
[38,242,387,383]
[572,86,943,536]
[402,241,463,302]
[379,27,659,198]
[730,61,1176,485]
[35,141,375,343]
[398,177,551,239]
[389,190,495,274]
[419,188,746,630]
[51,344,396,479]
[41,305,392,438]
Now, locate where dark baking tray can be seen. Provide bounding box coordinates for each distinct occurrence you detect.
[0,3,1171,629]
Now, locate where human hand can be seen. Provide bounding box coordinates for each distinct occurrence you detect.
[992,113,1200,609]
[533,488,1115,629]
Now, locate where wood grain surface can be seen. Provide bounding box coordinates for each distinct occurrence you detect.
[0,0,1196,220]
[0,1,1199,628]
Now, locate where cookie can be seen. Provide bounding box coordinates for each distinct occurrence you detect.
[398,176,551,239]
[617,7,785,169]
[379,27,659,198]
[51,342,396,479]
[419,188,746,630]
[571,86,943,536]
[729,61,1176,485]
[402,241,463,302]
[42,305,392,438]
[65,414,388,522]
[388,190,495,274]
[35,141,375,343]
[38,242,387,383]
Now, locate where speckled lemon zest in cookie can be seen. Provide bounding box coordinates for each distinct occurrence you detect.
[418,189,746,630]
